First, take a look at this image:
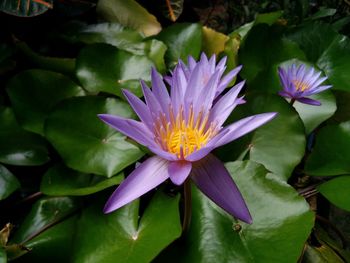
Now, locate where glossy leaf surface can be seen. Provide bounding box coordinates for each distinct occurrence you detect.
[45,96,144,177]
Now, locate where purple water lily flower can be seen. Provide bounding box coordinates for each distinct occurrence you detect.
[278,63,332,106]
[99,54,277,224]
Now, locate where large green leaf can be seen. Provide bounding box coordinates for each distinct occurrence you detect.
[239,23,305,82]
[318,176,350,211]
[0,107,49,166]
[317,35,350,91]
[0,164,20,200]
[96,0,161,37]
[156,23,202,68]
[44,96,144,177]
[71,191,181,263]
[41,164,123,196]
[11,197,79,244]
[157,161,314,263]
[218,94,306,180]
[6,69,85,135]
[63,23,167,72]
[16,41,75,76]
[331,90,350,123]
[13,217,77,263]
[0,0,52,17]
[305,121,350,176]
[293,90,337,134]
[287,22,350,92]
[287,22,338,63]
[76,44,154,97]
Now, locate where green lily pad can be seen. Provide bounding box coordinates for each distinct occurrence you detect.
[318,176,350,211]
[305,121,350,176]
[96,0,161,37]
[63,23,167,72]
[76,44,154,97]
[6,69,85,135]
[12,216,77,263]
[287,22,338,63]
[16,41,75,76]
[44,96,144,177]
[156,161,314,263]
[317,35,350,92]
[156,23,202,68]
[293,90,337,134]
[71,191,181,263]
[331,90,350,123]
[287,22,350,92]
[11,197,79,244]
[0,107,49,166]
[41,164,123,196]
[218,94,306,180]
[0,164,20,200]
[239,23,305,82]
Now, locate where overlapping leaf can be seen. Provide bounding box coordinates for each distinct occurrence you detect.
[45,96,144,177]
[0,164,20,200]
[96,0,161,37]
[305,121,350,176]
[156,161,314,263]
[217,94,305,180]
[6,69,85,135]
[0,107,49,166]
[318,176,350,211]
[41,164,123,196]
[76,44,154,97]
[156,23,202,68]
[71,192,181,263]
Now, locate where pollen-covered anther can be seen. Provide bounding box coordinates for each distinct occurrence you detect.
[155,105,217,158]
[293,80,309,91]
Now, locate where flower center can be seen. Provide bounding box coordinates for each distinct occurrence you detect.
[293,80,309,91]
[154,105,217,158]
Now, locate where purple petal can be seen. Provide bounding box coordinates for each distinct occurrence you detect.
[278,90,293,99]
[194,69,223,116]
[98,114,156,147]
[191,154,252,223]
[148,146,178,161]
[216,65,243,95]
[304,84,332,96]
[188,56,196,71]
[213,112,278,148]
[185,129,231,162]
[141,80,165,124]
[296,97,321,106]
[216,56,227,71]
[122,89,153,129]
[103,156,170,213]
[171,65,187,114]
[151,68,171,116]
[168,161,192,185]
[209,80,245,126]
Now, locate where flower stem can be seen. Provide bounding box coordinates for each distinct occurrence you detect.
[290,98,296,106]
[182,179,192,232]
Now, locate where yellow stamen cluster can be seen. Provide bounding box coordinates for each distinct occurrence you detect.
[154,105,217,158]
[293,80,309,91]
